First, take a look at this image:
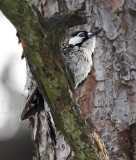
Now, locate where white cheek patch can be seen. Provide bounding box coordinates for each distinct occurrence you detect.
[69,36,83,45]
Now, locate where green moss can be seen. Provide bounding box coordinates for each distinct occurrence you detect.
[61,108,97,160]
[0,0,104,159]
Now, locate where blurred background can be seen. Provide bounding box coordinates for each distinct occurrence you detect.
[0,11,33,160]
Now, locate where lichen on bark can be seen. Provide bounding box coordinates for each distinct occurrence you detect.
[0,0,109,159]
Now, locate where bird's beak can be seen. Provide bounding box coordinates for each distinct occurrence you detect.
[88,28,102,38]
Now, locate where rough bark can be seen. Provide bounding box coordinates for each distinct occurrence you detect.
[0,0,109,160]
[1,0,136,159]
[28,0,136,160]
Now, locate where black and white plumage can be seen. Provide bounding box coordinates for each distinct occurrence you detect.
[62,29,102,88]
[21,29,102,119]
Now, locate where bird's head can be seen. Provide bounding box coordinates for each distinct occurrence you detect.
[68,28,102,46]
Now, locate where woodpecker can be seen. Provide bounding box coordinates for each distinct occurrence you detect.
[62,28,102,88]
[21,29,102,120]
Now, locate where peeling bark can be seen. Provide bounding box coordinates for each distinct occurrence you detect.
[1,0,136,159]
[0,0,109,160]
[29,0,136,160]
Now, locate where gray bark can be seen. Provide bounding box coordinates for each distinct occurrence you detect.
[28,0,136,160]
[0,0,109,159]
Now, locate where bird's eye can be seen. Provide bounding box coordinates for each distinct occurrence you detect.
[78,33,85,37]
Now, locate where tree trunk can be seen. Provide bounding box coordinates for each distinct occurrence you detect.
[0,0,109,159]
[29,0,136,160]
[1,0,136,160]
